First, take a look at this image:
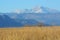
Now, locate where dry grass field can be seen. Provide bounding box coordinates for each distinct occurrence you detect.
[0,26,60,40]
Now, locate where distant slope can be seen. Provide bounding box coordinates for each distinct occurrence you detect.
[7,13,60,26]
[0,14,23,27]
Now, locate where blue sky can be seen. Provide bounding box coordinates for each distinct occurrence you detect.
[0,0,60,13]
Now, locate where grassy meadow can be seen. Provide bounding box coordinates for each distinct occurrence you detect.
[0,26,60,40]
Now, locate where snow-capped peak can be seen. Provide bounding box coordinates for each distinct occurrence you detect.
[32,6,43,13]
[12,6,60,14]
[12,9,25,14]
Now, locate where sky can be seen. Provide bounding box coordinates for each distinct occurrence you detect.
[0,0,60,13]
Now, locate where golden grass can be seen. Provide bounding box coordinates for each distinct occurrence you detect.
[0,26,60,40]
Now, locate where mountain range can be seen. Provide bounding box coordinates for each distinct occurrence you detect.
[0,6,60,27]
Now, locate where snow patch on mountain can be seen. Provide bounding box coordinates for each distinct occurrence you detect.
[32,6,43,13]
